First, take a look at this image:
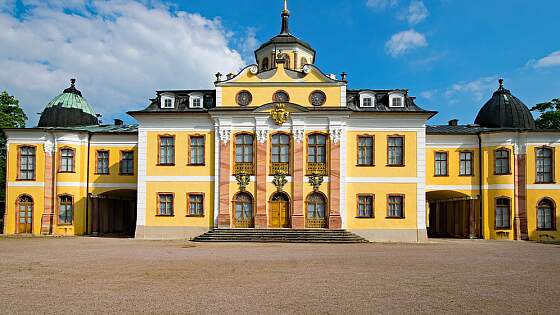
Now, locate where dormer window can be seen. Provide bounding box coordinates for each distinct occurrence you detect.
[359,92,375,108]
[189,93,204,109]
[389,92,405,108]
[161,95,175,109]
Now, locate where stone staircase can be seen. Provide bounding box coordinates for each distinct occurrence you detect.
[191,229,369,243]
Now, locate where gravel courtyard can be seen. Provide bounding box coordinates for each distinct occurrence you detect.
[0,237,558,314]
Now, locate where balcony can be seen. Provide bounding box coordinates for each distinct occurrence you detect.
[270,162,289,175]
[234,162,254,175]
[306,162,328,176]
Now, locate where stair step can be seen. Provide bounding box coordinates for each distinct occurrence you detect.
[191,229,368,243]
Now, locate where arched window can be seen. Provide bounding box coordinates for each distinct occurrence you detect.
[536,147,554,183]
[537,199,555,230]
[306,192,327,228]
[59,148,75,173]
[58,195,73,225]
[235,134,254,163]
[261,57,269,71]
[273,90,290,103]
[234,192,254,228]
[495,197,511,229]
[17,195,33,234]
[271,134,289,163]
[494,149,510,175]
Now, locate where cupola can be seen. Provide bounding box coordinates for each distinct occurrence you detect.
[474,79,536,129]
[38,79,99,127]
[254,0,316,72]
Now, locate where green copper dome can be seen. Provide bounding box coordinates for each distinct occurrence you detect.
[38,79,99,127]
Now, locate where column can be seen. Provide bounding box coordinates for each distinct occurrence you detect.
[469,198,476,239]
[92,197,99,235]
[255,130,268,228]
[217,129,231,227]
[292,129,305,228]
[328,128,342,229]
[514,153,528,240]
[41,140,54,235]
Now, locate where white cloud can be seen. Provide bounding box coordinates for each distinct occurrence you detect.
[366,0,398,10]
[420,90,434,100]
[444,76,498,102]
[237,27,260,62]
[0,0,246,126]
[398,0,428,25]
[533,51,560,69]
[385,29,427,57]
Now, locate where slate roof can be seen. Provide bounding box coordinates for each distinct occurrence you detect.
[129,90,216,114]
[474,79,536,129]
[38,79,99,128]
[346,89,436,115]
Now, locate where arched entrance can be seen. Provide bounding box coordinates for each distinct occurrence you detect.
[233,192,254,228]
[90,189,137,237]
[16,195,33,234]
[270,192,290,228]
[426,190,480,239]
[306,192,327,228]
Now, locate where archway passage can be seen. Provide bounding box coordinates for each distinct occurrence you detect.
[427,190,480,239]
[91,190,136,237]
[270,192,290,228]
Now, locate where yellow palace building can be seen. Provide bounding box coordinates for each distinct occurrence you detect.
[3,2,559,242]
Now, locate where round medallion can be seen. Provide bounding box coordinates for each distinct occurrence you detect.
[273,91,290,103]
[309,91,326,106]
[236,91,252,106]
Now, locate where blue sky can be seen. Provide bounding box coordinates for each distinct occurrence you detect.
[1,0,559,125]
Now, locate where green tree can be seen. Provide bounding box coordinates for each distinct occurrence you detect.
[530,98,560,129]
[0,91,27,224]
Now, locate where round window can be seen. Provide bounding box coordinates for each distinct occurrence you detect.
[273,91,290,103]
[309,91,326,106]
[236,91,252,106]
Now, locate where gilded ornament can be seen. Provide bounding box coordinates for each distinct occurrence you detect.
[271,103,290,126]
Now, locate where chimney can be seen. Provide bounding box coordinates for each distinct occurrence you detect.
[448,119,458,126]
[114,119,123,126]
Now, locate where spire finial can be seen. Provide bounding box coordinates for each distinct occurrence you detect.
[70,78,76,87]
[498,78,504,90]
[280,0,290,34]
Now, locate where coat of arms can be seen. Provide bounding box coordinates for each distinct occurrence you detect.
[271,103,290,126]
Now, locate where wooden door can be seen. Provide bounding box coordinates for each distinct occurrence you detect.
[18,197,33,234]
[270,200,289,228]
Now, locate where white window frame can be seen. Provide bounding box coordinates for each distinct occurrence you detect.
[359,92,375,108]
[160,94,175,109]
[189,92,204,109]
[389,92,405,108]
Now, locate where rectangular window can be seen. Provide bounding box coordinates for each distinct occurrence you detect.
[459,151,473,176]
[96,151,109,174]
[494,149,510,175]
[536,148,553,183]
[60,148,75,173]
[18,146,36,180]
[158,194,174,216]
[357,195,374,218]
[434,152,448,176]
[495,198,511,229]
[58,195,73,225]
[120,151,134,175]
[392,97,403,107]
[188,193,204,216]
[235,134,254,163]
[159,136,175,165]
[387,195,404,218]
[357,136,374,166]
[189,136,205,165]
[192,98,202,108]
[362,97,372,107]
[387,136,404,166]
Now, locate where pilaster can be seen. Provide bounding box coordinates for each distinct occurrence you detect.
[255,128,268,228]
[218,128,231,227]
[41,138,55,235]
[292,127,305,228]
[328,127,342,229]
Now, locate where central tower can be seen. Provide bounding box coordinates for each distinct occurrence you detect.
[254,0,316,72]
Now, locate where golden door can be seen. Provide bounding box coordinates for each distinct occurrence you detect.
[18,199,33,234]
[270,201,289,228]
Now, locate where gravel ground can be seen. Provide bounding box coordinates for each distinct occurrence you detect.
[0,237,558,314]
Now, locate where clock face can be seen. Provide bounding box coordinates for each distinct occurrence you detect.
[310,91,326,106]
[273,91,290,103]
[236,91,252,106]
